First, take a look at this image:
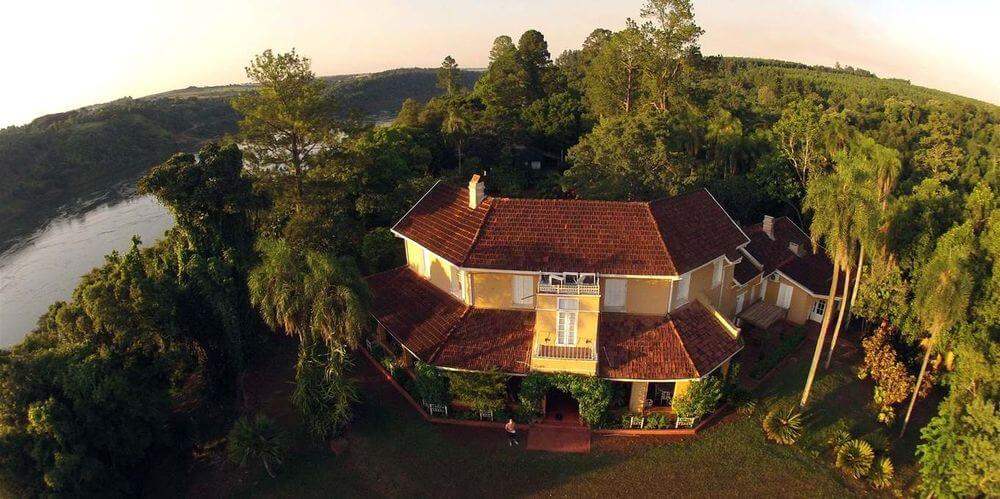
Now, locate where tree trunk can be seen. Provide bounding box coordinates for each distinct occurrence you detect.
[850,242,864,307]
[801,251,842,407]
[824,261,853,369]
[900,338,933,437]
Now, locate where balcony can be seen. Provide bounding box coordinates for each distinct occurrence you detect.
[535,344,597,361]
[537,272,600,295]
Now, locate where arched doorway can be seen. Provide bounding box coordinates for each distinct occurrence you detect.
[543,388,581,425]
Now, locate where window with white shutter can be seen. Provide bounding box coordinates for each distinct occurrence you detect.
[604,279,626,309]
[712,259,724,287]
[512,275,533,306]
[556,298,578,345]
[674,273,690,308]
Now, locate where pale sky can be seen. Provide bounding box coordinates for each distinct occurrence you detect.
[3,0,998,128]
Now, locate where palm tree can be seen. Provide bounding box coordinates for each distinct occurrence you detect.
[442,104,471,173]
[823,138,884,368]
[899,224,974,436]
[800,158,873,406]
[303,252,371,349]
[248,238,309,335]
[849,138,902,309]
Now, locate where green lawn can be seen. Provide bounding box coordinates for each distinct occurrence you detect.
[162,330,933,498]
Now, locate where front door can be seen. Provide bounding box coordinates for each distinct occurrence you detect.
[777,283,793,309]
[809,299,826,322]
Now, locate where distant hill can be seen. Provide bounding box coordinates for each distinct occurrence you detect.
[1,61,994,250]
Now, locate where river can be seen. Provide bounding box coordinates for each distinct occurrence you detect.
[0,186,175,347]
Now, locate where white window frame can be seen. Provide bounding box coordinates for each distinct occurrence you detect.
[777,283,793,309]
[556,298,579,346]
[604,278,626,309]
[712,259,724,287]
[512,275,533,306]
[674,272,691,308]
[812,299,826,316]
[735,291,745,314]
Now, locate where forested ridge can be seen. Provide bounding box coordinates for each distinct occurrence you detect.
[1,0,997,495]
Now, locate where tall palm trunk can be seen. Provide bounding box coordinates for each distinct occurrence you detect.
[900,337,934,437]
[801,251,842,407]
[824,261,853,369]
[850,242,864,307]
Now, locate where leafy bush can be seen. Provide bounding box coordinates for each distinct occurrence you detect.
[227,414,289,478]
[868,456,895,490]
[859,323,915,426]
[413,361,449,405]
[446,370,508,412]
[292,344,359,439]
[826,428,852,453]
[762,406,804,445]
[836,439,874,478]
[645,412,674,429]
[518,372,613,427]
[749,326,807,379]
[863,429,891,453]
[672,376,723,419]
[736,398,758,417]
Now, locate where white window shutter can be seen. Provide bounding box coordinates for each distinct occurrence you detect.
[605,279,626,308]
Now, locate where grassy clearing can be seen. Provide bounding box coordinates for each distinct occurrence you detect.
[159,330,936,498]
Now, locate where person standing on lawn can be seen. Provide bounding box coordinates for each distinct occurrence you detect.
[505,419,519,446]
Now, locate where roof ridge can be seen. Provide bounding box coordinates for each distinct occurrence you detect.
[643,202,676,275]
[461,198,494,266]
[428,305,472,363]
[665,309,701,377]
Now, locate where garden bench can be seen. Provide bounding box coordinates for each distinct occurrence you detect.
[675,417,697,429]
[479,409,494,421]
[628,416,645,429]
[426,403,448,417]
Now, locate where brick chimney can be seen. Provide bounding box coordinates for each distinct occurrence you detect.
[788,241,806,257]
[763,215,775,240]
[468,174,485,209]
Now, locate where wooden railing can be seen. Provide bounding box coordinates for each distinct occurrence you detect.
[535,344,597,360]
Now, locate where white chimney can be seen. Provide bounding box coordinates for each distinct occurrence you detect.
[763,215,775,240]
[789,241,806,257]
[468,174,485,209]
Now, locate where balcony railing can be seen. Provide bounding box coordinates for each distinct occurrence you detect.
[537,281,600,295]
[535,344,597,361]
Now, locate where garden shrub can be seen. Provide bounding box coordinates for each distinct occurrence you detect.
[749,326,807,379]
[868,456,894,490]
[413,361,449,405]
[836,439,874,478]
[826,428,852,453]
[644,412,673,429]
[446,370,507,412]
[762,406,803,445]
[858,323,915,426]
[227,414,289,478]
[518,372,613,427]
[672,376,723,419]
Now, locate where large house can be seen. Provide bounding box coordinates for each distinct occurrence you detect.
[366,176,839,415]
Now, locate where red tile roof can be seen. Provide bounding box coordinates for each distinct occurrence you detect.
[742,216,847,295]
[392,183,492,263]
[598,302,742,380]
[733,258,760,285]
[432,308,534,374]
[365,266,467,359]
[393,182,749,276]
[365,267,533,373]
[367,267,742,380]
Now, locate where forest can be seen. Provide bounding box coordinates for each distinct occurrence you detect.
[0,0,997,496]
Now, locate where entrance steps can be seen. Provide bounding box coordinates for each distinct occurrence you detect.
[526,422,591,453]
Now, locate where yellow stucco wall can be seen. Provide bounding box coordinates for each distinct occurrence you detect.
[469,272,538,310]
[673,380,691,400]
[620,278,672,315]
[762,274,820,325]
[531,294,599,375]
[404,239,423,273]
